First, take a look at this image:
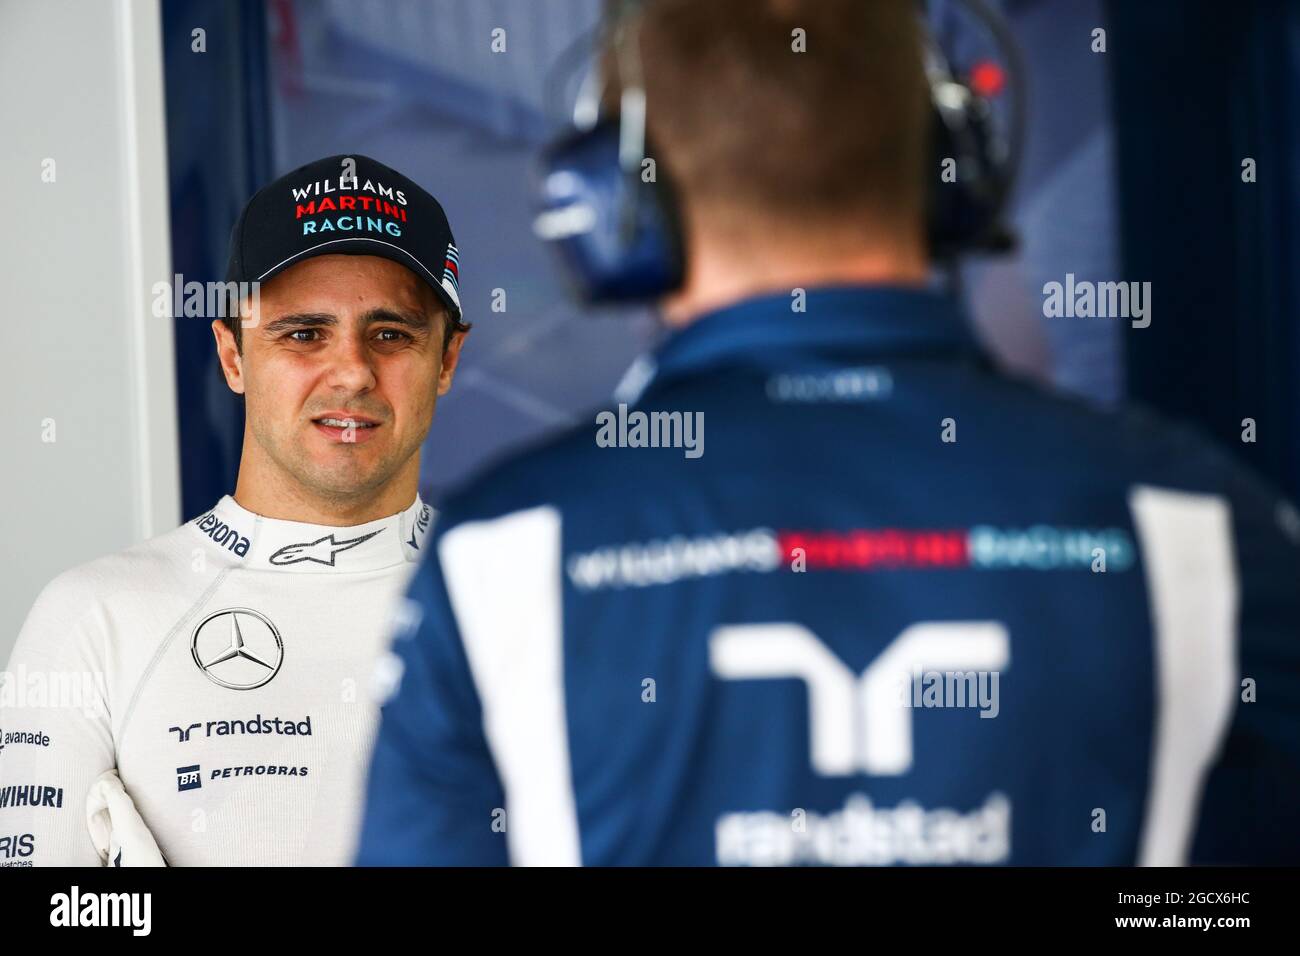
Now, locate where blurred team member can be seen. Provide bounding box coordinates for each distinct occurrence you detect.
[356,1,1299,865]
[2,155,468,865]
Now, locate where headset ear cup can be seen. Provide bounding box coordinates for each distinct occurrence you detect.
[926,66,1018,259]
[535,119,685,303]
[644,133,687,289]
[537,3,1021,302]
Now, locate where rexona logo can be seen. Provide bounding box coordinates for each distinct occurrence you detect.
[50,886,151,937]
[407,503,432,551]
[192,511,251,557]
[0,833,35,866]
[0,785,63,810]
[169,713,312,743]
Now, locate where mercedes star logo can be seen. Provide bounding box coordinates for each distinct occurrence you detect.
[190,608,284,690]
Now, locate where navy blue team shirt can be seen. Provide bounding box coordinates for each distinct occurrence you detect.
[356,286,1300,866]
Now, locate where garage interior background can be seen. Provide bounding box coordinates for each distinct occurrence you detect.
[1,0,1296,663]
[166,0,1300,516]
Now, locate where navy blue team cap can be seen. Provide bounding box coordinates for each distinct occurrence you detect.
[225,153,462,318]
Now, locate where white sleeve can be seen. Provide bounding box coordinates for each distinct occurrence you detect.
[1,574,117,866]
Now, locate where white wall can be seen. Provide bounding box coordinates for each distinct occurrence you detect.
[0,0,179,664]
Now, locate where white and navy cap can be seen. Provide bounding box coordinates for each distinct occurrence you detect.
[226,153,462,318]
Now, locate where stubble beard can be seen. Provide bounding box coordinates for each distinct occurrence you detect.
[251,414,413,507]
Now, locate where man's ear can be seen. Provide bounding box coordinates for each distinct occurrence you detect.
[211,320,246,395]
[437,329,468,397]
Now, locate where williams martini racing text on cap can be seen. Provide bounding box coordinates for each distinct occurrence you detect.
[226,153,462,317]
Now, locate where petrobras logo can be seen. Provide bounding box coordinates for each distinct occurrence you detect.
[716,792,1011,866]
[168,714,312,743]
[192,510,251,557]
[566,524,1136,589]
[0,832,35,864]
[209,765,308,781]
[174,763,309,790]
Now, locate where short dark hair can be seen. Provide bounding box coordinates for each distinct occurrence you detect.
[617,0,928,237]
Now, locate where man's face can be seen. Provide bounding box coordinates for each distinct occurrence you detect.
[212,254,466,501]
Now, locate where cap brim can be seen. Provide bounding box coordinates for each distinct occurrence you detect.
[254,237,462,318]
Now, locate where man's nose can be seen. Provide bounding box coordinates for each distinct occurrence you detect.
[323,333,378,393]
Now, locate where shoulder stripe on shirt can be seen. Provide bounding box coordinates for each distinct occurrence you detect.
[1129,485,1239,866]
[439,506,581,866]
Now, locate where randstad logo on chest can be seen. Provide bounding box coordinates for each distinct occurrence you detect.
[292,174,410,238]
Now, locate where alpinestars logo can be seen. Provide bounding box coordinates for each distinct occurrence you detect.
[269,529,383,566]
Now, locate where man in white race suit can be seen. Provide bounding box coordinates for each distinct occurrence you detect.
[0,154,469,865]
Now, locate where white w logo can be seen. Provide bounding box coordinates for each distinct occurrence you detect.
[710,622,1010,776]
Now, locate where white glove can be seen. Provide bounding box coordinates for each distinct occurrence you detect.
[85,769,167,867]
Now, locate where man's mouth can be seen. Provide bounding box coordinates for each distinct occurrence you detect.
[311,413,383,444]
[314,416,378,429]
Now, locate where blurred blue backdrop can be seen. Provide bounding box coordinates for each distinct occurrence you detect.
[161,0,1300,516]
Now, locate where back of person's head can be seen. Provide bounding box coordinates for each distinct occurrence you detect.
[624,0,929,253]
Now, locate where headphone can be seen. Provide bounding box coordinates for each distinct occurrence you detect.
[534,0,1026,305]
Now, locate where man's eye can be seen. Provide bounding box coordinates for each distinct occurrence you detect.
[375,329,410,342]
[287,329,319,342]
